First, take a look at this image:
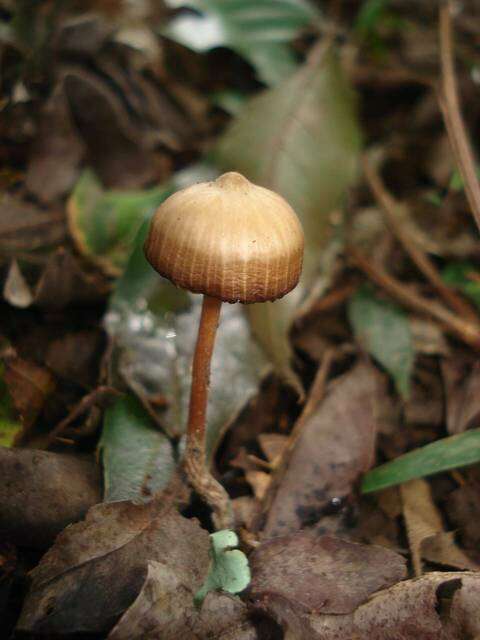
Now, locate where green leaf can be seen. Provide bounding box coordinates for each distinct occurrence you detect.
[105,164,269,466]
[362,428,480,493]
[348,286,414,399]
[194,530,250,606]
[214,44,361,388]
[99,394,176,502]
[163,0,321,85]
[68,169,172,276]
[442,262,480,311]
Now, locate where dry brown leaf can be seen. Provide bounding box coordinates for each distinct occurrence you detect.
[401,478,477,576]
[0,448,100,548]
[17,502,210,636]
[245,471,271,501]
[446,478,480,552]
[250,533,406,634]
[0,195,65,259]
[109,563,260,640]
[25,80,85,203]
[442,358,480,434]
[257,433,287,464]
[3,354,56,433]
[257,559,480,640]
[262,361,383,538]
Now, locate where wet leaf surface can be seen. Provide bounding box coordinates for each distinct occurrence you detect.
[17,502,210,636]
[0,448,100,548]
[263,361,382,538]
[215,42,361,386]
[106,214,269,465]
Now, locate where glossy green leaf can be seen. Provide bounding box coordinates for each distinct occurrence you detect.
[194,530,250,606]
[214,44,361,388]
[68,169,172,275]
[99,394,176,502]
[442,262,480,311]
[163,0,321,85]
[362,428,480,493]
[348,286,414,399]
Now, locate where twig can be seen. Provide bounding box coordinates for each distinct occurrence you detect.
[438,1,480,234]
[349,245,480,350]
[363,155,479,322]
[252,348,336,533]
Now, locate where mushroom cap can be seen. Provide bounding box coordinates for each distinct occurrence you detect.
[144,172,304,303]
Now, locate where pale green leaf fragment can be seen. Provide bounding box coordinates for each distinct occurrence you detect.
[348,286,414,399]
[99,395,176,502]
[362,428,480,493]
[194,530,251,606]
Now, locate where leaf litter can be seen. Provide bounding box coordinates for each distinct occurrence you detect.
[3,1,480,638]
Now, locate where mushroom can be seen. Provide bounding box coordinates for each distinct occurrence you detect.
[144,171,304,527]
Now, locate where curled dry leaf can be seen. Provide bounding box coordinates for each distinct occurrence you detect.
[262,361,383,538]
[0,448,100,548]
[400,478,478,575]
[17,502,210,636]
[446,477,480,552]
[249,532,406,636]
[110,563,259,640]
[3,354,56,434]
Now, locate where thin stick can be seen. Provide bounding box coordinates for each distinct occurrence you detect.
[349,246,480,349]
[363,155,478,322]
[184,295,234,529]
[438,1,480,234]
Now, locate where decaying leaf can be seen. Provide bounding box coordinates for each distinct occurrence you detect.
[442,358,480,434]
[250,532,406,636]
[17,502,210,636]
[304,572,480,640]
[215,42,361,388]
[400,478,477,576]
[262,361,382,538]
[110,563,259,640]
[0,448,100,548]
[25,79,85,203]
[3,354,56,433]
[100,395,176,502]
[63,68,158,188]
[0,195,65,259]
[195,530,250,606]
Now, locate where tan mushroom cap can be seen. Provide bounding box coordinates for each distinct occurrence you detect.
[144,171,304,303]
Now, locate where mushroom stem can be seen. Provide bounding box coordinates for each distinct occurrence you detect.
[184,294,234,529]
